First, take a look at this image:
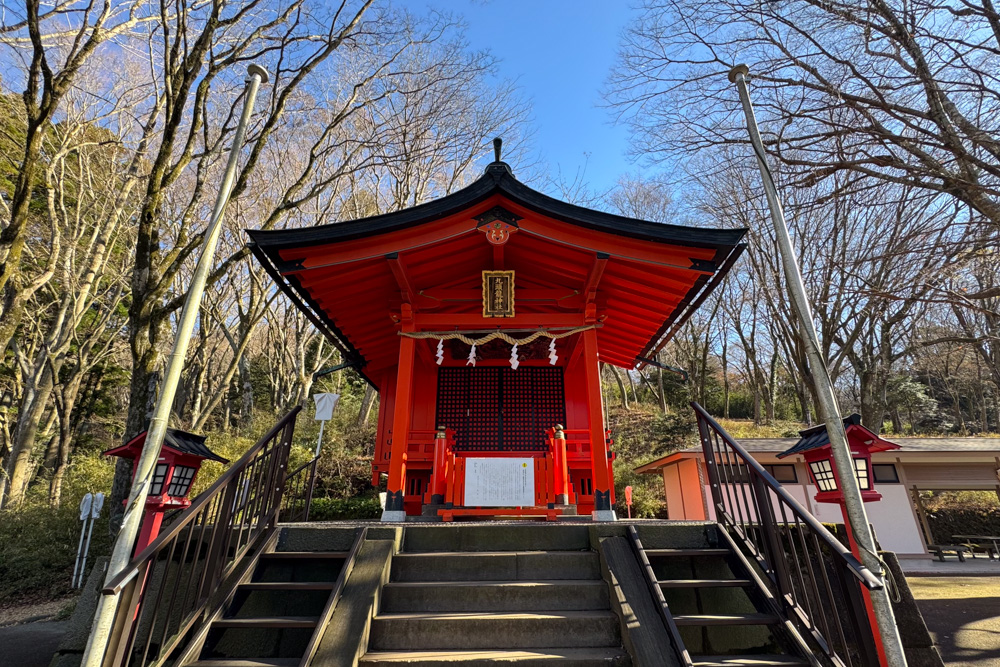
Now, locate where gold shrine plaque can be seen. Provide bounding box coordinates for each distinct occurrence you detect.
[482,270,515,318]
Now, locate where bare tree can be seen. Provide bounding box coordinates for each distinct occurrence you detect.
[0,123,134,505]
[609,0,1000,239]
[0,0,157,355]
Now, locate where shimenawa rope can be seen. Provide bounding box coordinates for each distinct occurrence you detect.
[399,325,595,346]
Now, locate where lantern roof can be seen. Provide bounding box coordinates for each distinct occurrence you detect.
[103,428,229,464]
[776,414,901,459]
[247,159,747,380]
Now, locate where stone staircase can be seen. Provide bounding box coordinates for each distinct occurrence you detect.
[642,534,810,667]
[187,549,350,667]
[360,526,631,666]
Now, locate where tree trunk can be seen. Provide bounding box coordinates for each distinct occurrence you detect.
[609,366,630,409]
[111,312,163,529]
[0,364,56,508]
[721,335,730,419]
[657,366,666,414]
[796,381,812,425]
[49,374,84,507]
[766,352,778,424]
[859,370,885,434]
[889,407,903,435]
[357,384,377,428]
[239,355,254,428]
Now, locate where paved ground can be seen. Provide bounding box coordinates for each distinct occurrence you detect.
[0,597,74,667]
[908,577,1000,667]
[0,620,68,667]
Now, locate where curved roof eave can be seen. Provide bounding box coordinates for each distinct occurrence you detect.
[246,164,748,252]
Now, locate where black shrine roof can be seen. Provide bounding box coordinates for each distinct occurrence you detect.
[162,429,229,463]
[247,162,747,252]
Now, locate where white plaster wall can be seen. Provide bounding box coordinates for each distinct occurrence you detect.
[702,483,925,555]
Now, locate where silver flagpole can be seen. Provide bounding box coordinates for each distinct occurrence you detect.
[80,64,268,667]
[728,64,907,666]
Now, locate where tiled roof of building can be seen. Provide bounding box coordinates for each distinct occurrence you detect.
[707,437,1000,454]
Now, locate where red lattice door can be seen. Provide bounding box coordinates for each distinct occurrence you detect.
[436,367,565,452]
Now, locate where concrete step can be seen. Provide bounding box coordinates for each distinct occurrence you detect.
[188,660,300,667]
[657,579,751,588]
[692,656,808,666]
[672,613,779,626]
[391,551,600,582]
[238,581,337,591]
[360,648,631,666]
[645,548,730,558]
[370,611,620,650]
[261,551,348,560]
[212,616,318,629]
[381,579,609,612]
[228,587,329,619]
[402,525,592,553]
[254,551,346,584]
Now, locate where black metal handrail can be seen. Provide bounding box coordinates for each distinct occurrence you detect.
[627,525,694,667]
[281,455,318,522]
[99,406,302,667]
[692,402,881,667]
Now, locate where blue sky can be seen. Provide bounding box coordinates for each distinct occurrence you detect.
[400,0,644,193]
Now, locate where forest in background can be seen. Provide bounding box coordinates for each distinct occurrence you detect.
[1,0,999,603]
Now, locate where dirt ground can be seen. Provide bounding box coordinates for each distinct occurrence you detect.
[908,576,1000,667]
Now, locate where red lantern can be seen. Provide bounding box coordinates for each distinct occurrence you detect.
[778,414,900,667]
[777,414,899,506]
[104,429,228,554]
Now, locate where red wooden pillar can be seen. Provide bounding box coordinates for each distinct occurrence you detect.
[382,326,415,521]
[430,425,448,504]
[552,424,570,505]
[582,328,616,520]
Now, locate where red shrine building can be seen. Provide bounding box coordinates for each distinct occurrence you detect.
[249,143,745,521]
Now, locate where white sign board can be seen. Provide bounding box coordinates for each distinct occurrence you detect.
[79,493,93,521]
[313,393,340,421]
[90,492,104,519]
[463,458,535,507]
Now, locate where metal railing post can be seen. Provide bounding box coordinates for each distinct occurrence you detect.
[694,411,724,513]
[81,65,269,667]
[729,65,906,667]
[303,457,318,521]
[751,473,794,605]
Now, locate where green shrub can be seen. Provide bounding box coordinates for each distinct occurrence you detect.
[605,405,697,519]
[308,495,382,521]
[921,491,1000,545]
[0,502,109,603]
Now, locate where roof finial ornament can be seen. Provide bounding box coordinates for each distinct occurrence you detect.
[485,136,513,178]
